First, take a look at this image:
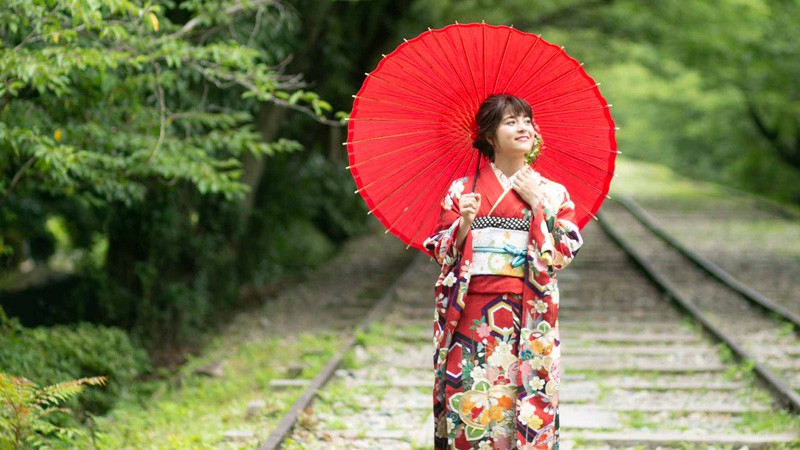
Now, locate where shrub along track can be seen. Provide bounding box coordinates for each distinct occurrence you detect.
[260,198,800,449]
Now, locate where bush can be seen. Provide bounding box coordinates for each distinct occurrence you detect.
[0,309,149,416]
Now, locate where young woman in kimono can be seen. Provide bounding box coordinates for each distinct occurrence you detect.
[424,94,583,450]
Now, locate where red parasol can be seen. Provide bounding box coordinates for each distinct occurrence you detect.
[346,23,617,251]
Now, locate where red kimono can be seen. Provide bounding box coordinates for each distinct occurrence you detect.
[424,166,582,450]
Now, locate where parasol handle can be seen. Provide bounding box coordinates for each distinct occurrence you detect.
[471,154,481,193]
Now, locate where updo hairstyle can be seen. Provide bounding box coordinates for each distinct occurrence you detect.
[472,94,534,162]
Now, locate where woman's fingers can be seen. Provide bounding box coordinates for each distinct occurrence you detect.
[460,193,481,220]
[462,193,481,208]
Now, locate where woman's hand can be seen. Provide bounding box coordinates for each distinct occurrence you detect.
[513,167,542,209]
[459,193,481,225]
[456,193,480,249]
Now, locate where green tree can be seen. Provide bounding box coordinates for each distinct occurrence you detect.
[0,0,334,340]
[0,0,329,229]
[631,0,800,170]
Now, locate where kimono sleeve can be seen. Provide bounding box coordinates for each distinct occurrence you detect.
[423,177,468,266]
[538,183,583,271]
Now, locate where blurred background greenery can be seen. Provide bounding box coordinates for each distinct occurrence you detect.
[1,0,799,439]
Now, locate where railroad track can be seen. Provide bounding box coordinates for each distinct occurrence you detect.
[559,204,799,448]
[259,195,800,449]
[599,196,800,411]
[258,254,434,450]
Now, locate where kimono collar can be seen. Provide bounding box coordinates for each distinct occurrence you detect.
[490,162,524,189]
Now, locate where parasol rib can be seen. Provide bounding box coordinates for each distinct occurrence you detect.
[518,62,586,100]
[499,35,542,94]
[544,143,616,172]
[455,24,481,105]
[352,94,440,116]
[516,50,566,95]
[353,135,465,193]
[425,29,480,111]
[534,93,609,114]
[537,123,616,131]
[375,53,470,111]
[346,117,440,124]
[364,71,464,111]
[402,42,474,128]
[385,148,475,242]
[545,134,618,152]
[529,84,599,108]
[490,26,514,95]
[541,145,619,166]
[346,129,442,146]
[534,160,603,222]
[404,149,481,248]
[481,22,486,100]
[533,104,612,117]
[366,140,468,215]
[347,136,454,170]
[573,198,599,221]
[536,152,609,196]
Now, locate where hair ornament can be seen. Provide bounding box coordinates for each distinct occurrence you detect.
[524,123,544,164]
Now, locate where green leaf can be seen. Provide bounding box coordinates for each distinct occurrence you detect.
[473,380,491,393]
[464,425,487,441]
[448,392,462,412]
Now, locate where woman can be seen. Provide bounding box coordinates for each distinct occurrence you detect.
[424,94,583,450]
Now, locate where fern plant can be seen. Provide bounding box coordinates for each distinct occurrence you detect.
[0,373,106,449]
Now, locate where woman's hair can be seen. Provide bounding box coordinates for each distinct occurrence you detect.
[472,94,533,161]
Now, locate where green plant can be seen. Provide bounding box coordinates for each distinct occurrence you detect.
[0,373,106,449]
[622,410,659,429]
[0,313,149,415]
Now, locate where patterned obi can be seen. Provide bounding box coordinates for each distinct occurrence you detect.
[470,216,530,278]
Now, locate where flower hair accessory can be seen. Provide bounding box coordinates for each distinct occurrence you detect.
[524,121,544,164]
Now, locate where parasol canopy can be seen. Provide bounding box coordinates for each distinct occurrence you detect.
[346,22,617,251]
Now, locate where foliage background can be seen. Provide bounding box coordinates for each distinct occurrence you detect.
[1,0,799,440]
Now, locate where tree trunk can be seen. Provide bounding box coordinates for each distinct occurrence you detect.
[240,103,287,224]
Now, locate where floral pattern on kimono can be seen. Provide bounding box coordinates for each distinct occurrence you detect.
[424,167,582,450]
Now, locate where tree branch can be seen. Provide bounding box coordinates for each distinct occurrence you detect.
[745,97,800,169]
[1,156,36,207]
[149,63,167,163]
[166,0,272,40]
[13,24,91,52]
[189,62,341,127]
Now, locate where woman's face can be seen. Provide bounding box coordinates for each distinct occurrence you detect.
[488,110,535,160]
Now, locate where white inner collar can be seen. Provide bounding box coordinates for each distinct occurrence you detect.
[490,163,523,189]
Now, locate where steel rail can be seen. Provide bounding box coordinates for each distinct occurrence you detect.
[616,194,800,332]
[258,254,420,450]
[597,211,800,412]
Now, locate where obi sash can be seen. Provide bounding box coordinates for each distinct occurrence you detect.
[470,226,529,278]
